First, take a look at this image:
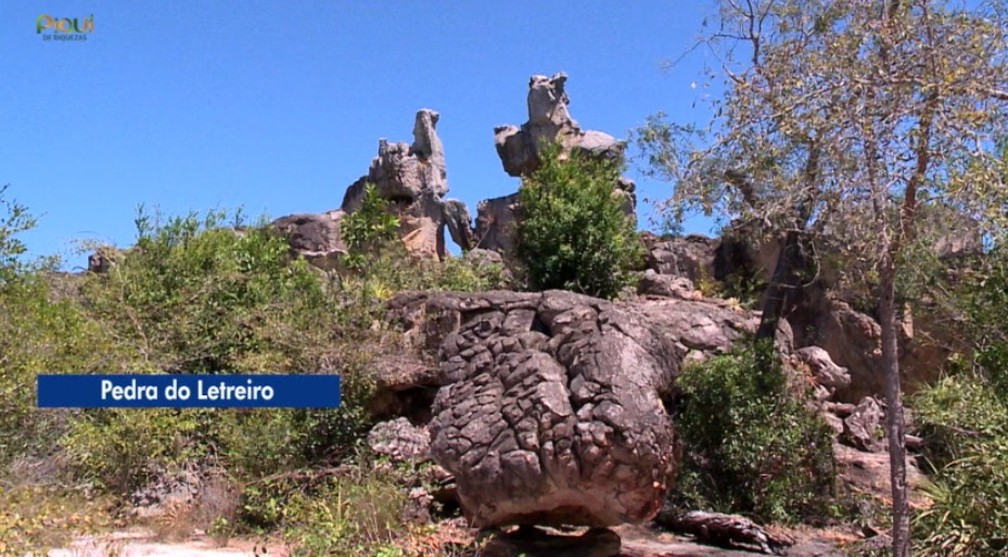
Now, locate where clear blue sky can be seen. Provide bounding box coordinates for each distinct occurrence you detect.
[1,1,719,269]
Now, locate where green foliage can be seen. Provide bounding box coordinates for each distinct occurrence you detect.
[913,374,1008,469]
[84,207,328,375]
[909,245,1008,555]
[339,182,505,304]
[913,375,1008,556]
[0,480,114,556]
[672,341,836,523]
[0,192,114,468]
[960,246,1008,399]
[47,207,385,497]
[0,184,37,285]
[279,464,406,556]
[515,141,641,299]
[341,183,401,270]
[0,190,499,550]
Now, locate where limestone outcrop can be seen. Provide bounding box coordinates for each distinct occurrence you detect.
[383,289,771,528]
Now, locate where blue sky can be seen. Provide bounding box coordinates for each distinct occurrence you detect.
[0,1,720,268]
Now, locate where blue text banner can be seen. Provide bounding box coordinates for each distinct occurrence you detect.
[37,374,340,408]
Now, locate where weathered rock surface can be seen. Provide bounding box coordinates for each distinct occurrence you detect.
[637,269,698,301]
[474,192,521,254]
[833,442,927,508]
[803,300,884,402]
[385,290,768,528]
[796,346,851,398]
[493,73,625,178]
[367,418,431,463]
[271,211,347,270]
[641,233,719,284]
[841,396,886,453]
[481,527,621,557]
[273,109,473,262]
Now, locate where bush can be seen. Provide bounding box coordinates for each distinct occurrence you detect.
[57,207,382,496]
[909,245,1008,556]
[515,141,641,299]
[672,341,836,523]
[1,192,502,549]
[340,182,505,305]
[913,375,1008,556]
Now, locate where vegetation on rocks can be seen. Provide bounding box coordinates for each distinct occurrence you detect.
[0,184,501,555]
[912,246,1008,556]
[672,340,836,524]
[515,141,641,299]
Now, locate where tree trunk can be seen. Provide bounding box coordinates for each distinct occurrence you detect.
[879,258,910,557]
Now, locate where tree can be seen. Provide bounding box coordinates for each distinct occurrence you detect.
[515,141,641,299]
[639,1,1008,554]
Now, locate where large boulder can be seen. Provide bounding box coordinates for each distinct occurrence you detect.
[271,211,347,270]
[796,345,851,399]
[385,290,767,528]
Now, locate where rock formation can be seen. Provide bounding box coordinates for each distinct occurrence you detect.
[272,109,473,262]
[493,73,625,178]
[477,73,636,254]
[383,289,776,528]
[473,193,520,253]
[641,233,719,285]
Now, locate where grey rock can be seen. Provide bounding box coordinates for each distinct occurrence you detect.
[442,198,475,250]
[641,233,719,285]
[367,418,431,463]
[128,463,204,520]
[809,301,885,402]
[271,211,347,270]
[481,527,621,557]
[475,73,637,260]
[796,345,851,396]
[841,396,886,452]
[273,109,473,263]
[474,192,521,254]
[494,73,625,179]
[342,108,448,210]
[637,269,696,300]
[385,290,768,528]
[87,247,121,274]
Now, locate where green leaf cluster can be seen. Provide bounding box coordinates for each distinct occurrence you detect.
[672,340,836,523]
[516,141,641,299]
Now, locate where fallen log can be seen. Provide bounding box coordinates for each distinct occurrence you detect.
[655,509,795,555]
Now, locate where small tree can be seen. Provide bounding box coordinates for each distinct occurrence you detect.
[639,1,1008,554]
[516,141,641,299]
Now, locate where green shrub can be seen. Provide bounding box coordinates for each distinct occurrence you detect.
[54,208,384,495]
[912,374,1008,555]
[340,183,400,264]
[515,141,641,299]
[909,244,1008,555]
[340,182,505,305]
[82,207,329,375]
[672,340,836,523]
[0,188,117,467]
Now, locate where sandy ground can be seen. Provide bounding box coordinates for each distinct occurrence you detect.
[48,530,289,557]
